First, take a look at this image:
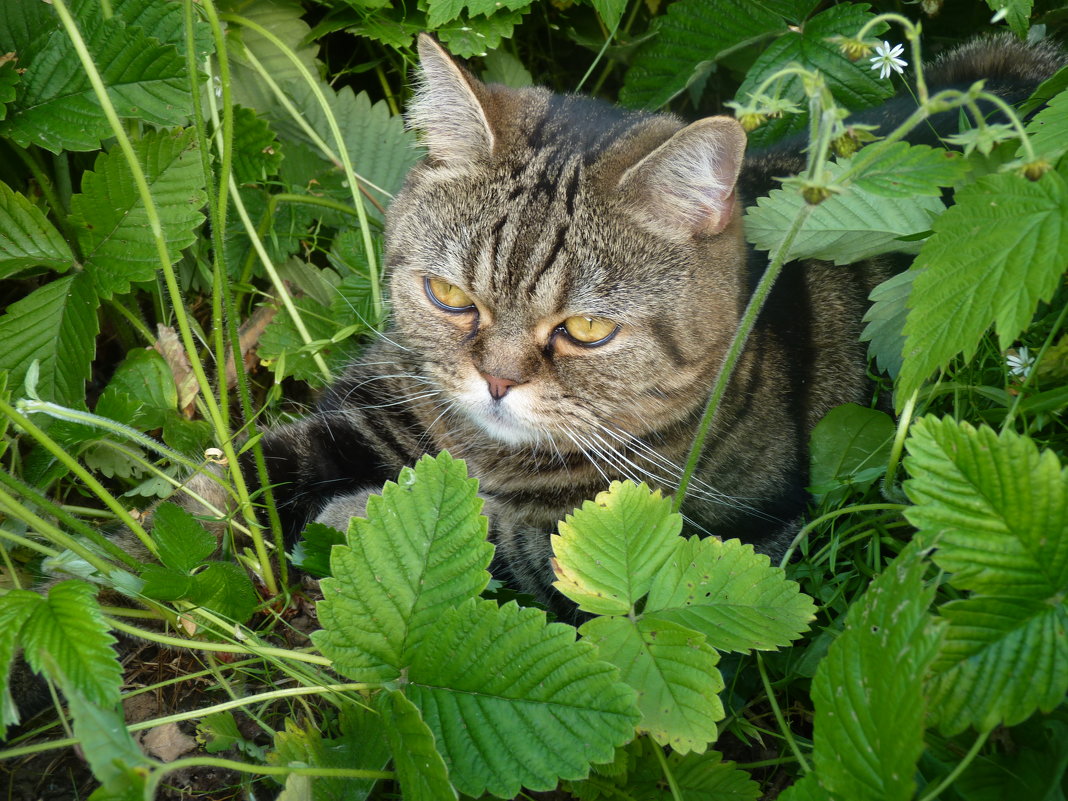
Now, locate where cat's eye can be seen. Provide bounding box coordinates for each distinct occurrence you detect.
[425,276,475,312]
[562,315,619,346]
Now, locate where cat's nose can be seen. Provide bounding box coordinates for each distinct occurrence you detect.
[481,373,520,400]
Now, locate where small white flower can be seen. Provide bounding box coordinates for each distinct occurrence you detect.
[204,447,227,465]
[1006,347,1035,378]
[869,40,908,80]
[213,75,223,98]
[991,6,1009,23]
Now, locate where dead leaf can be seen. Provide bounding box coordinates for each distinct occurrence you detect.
[153,325,200,418]
[140,723,197,762]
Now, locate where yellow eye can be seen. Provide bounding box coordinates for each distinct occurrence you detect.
[562,316,619,346]
[426,276,475,311]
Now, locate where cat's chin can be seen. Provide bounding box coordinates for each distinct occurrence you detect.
[465,408,544,448]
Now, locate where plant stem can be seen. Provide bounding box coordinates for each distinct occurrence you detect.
[757,653,811,773]
[673,203,814,512]
[651,737,683,801]
[916,729,991,801]
[153,756,392,784]
[882,388,918,500]
[779,503,907,567]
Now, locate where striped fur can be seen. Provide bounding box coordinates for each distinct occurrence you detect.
[253,34,1063,614]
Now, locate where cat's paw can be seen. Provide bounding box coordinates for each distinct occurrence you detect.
[314,488,377,532]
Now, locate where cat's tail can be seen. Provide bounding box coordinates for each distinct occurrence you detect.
[926,32,1065,105]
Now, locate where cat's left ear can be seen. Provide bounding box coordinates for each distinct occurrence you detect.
[620,117,746,238]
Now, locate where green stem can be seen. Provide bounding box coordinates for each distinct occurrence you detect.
[1,396,155,556]
[778,503,907,567]
[650,736,683,801]
[49,0,274,592]
[6,144,78,248]
[882,388,918,499]
[916,729,991,801]
[152,757,391,784]
[756,653,811,773]
[673,203,814,512]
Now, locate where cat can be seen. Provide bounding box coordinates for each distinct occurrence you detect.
[252,34,913,614]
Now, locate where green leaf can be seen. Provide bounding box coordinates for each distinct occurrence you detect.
[0,60,19,121]
[670,750,761,800]
[745,162,943,265]
[0,180,73,276]
[425,0,533,28]
[69,127,207,300]
[151,501,217,573]
[231,105,284,186]
[898,167,1068,399]
[405,598,640,797]
[579,615,723,754]
[590,0,627,30]
[985,0,1033,38]
[551,481,682,616]
[0,272,99,406]
[139,564,194,602]
[101,349,180,429]
[190,562,259,623]
[480,47,533,88]
[809,546,943,801]
[619,0,791,109]
[850,142,971,197]
[904,417,1068,598]
[737,4,892,147]
[1025,87,1068,162]
[378,690,457,801]
[257,296,349,386]
[0,590,41,735]
[63,683,150,787]
[860,268,917,378]
[1,3,192,152]
[644,537,816,653]
[809,403,894,504]
[290,522,346,579]
[436,10,529,57]
[956,717,1068,801]
[20,580,123,708]
[313,453,492,683]
[928,596,1068,735]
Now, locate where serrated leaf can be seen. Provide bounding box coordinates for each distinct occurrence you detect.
[152,502,217,572]
[102,349,179,429]
[69,127,207,300]
[378,690,457,801]
[985,0,1033,38]
[551,481,682,616]
[644,537,815,653]
[0,272,99,406]
[139,564,194,602]
[425,0,533,28]
[0,60,20,121]
[809,403,894,504]
[860,267,917,378]
[899,167,1068,399]
[0,591,41,735]
[928,596,1067,735]
[313,453,493,683]
[231,105,283,186]
[291,522,346,578]
[579,615,723,754]
[435,10,529,57]
[745,161,943,264]
[1025,87,1068,162]
[405,598,640,797]
[190,562,259,623]
[619,0,790,109]
[257,296,350,386]
[0,4,192,152]
[810,546,943,801]
[850,142,971,197]
[20,580,123,708]
[670,750,761,800]
[63,683,149,787]
[904,417,1068,598]
[736,4,892,147]
[0,180,73,276]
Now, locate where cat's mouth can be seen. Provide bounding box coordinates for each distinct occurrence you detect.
[455,383,545,447]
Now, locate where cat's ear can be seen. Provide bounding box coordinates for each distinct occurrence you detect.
[408,34,495,168]
[620,116,746,238]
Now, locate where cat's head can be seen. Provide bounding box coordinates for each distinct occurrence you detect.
[385,35,748,450]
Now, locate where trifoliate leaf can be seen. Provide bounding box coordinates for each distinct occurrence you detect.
[861,268,917,378]
[904,417,1068,598]
[0,180,73,277]
[849,142,971,197]
[745,161,943,264]
[0,591,40,735]
[735,4,892,147]
[928,595,1067,735]
[551,481,682,616]
[810,546,943,801]
[313,453,492,683]
[579,615,724,754]
[809,403,894,504]
[69,127,207,300]
[0,4,192,152]
[644,537,815,653]
[405,598,639,798]
[619,0,798,109]
[20,580,123,708]
[378,690,457,801]
[0,272,99,406]
[898,167,1068,401]
[152,502,217,573]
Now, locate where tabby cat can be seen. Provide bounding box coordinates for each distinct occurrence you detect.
[251,33,1058,615]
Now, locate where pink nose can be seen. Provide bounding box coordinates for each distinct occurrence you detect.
[481,373,519,400]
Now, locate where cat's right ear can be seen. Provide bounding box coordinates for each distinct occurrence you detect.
[408,34,495,169]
